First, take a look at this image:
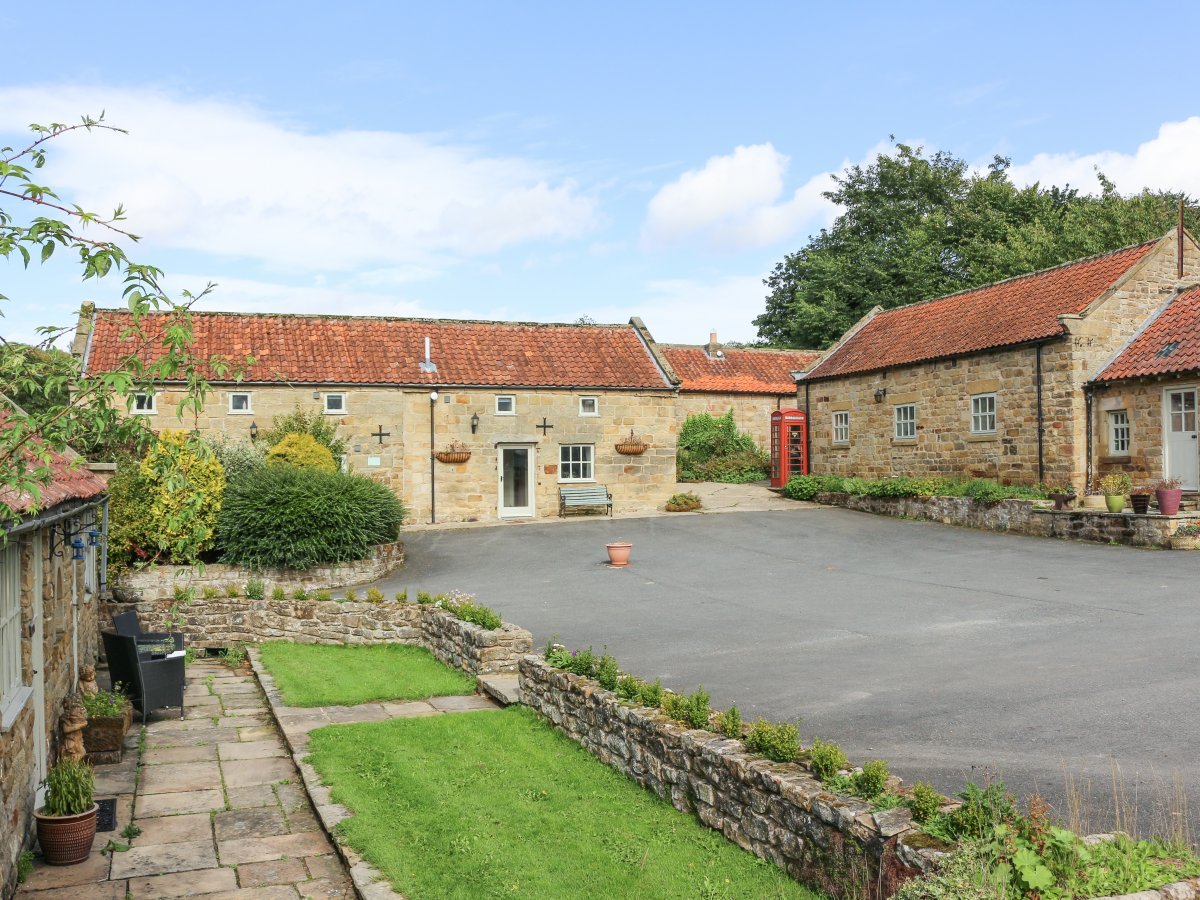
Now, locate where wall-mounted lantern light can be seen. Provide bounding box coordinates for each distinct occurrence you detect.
[874,388,887,403]
[70,536,86,561]
[470,412,480,434]
[249,421,259,441]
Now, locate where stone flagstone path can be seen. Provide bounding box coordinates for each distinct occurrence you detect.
[18,658,352,899]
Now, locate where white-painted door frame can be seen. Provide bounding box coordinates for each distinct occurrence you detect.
[31,530,47,804]
[497,443,536,518]
[1163,386,1200,490]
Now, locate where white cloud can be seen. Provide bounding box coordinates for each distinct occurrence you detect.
[1004,117,1200,197]
[641,143,846,251]
[586,274,766,344]
[0,86,599,274]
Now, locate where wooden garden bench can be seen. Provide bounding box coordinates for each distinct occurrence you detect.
[559,484,613,517]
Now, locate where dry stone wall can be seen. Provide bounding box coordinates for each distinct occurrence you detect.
[519,655,943,899]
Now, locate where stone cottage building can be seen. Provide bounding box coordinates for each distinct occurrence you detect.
[1089,279,1200,490]
[797,230,1200,489]
[661,334,819,449]
[76,309,682,524]
[0,414,107,894]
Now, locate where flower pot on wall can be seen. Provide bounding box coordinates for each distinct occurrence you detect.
[1049,492,1075,511]
[615,430,648,456]
[1130,493,1151,515]
[435,451,471,464]
[1082,495,1106,510]
[1156,488,1183,516]
[35,804,98,866]
[1104,494,1126,514]
[605,542,632,567]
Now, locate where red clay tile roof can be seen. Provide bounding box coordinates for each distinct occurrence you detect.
[803,241,1160,380]
[0,409,108,517]
[1093,285,1200,382]
[661,346,819,393]
[83,311,674,390]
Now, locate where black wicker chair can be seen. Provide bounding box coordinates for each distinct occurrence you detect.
[111,609,184,653]
[101,631,186,722]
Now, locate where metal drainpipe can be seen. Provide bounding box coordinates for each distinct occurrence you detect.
[1085,385,1094,492]
[429,392,437,524]
[99,497,110,596]
[1036,344,1045,484]
[803,382,811,474]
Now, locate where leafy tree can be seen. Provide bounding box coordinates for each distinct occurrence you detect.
[260,406,346,458]
[754,142,1199,349]
[0,113,249,529]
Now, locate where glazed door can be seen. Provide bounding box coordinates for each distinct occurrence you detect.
[1164,388,1200,490]
[498,445,535,517]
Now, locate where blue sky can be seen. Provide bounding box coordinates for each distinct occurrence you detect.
[4,1,1200,347]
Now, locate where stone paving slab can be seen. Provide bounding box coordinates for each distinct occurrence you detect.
[127,866,239,897]
[134,811,213,845]
[138,760,224,794]
[237,857,310,888]
[214,805,290,841]
[218,831,335,866]
[218,738,287,760]
[142,744,219,765]
[135,787,225,817]
[108,837,218,879]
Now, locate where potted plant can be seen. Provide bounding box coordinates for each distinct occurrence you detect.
[1047,485,1076,511]
[664,492,702,512]
[1170,523,1200,550]
[1129,484,1152,515]
[1155,477,1183,516]
[614,430,648,455]
[434,440,472,464]
[81,685,133,759]
[605,541,632,566]
[1080,483,1107,510]
[1098,471,1132,513]
[34,757,97,866]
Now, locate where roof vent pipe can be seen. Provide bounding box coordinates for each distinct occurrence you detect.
[419,336,437,373]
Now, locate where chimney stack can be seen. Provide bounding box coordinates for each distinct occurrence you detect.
[707,330,720,357]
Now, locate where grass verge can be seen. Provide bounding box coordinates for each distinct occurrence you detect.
[308,707,824,899]
[258,641,475,706]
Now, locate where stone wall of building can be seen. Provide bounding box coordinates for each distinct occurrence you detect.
[100,594,533,675]
[675,392,793,452]
[518,655,943,899]
[1,517,101,897]
[109,542,406,605]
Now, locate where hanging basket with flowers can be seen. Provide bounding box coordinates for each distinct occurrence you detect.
[615,430,648,455]
[435,440,472,464]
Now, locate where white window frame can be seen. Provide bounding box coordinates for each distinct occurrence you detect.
[228,392,253,415]
[495,395,516,416]
[558,444,594,482]
[132,392,156,415]
[579,396,599,417]
[894,404,916,440]
[831,411,850,445]
[970,393,997,435]
[1108,409,1130,455]
[0,540,26,727]
[323,393,346,415]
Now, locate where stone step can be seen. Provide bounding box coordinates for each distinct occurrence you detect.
[477,674,522,706]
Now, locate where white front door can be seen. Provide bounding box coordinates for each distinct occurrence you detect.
[498,444,535,518]
[1164,388,1200,490]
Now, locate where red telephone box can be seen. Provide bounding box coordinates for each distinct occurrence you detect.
[770,409,808,488]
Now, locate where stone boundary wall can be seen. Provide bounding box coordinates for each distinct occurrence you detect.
[109,541,406,603]
[518,655,943,899]
[101,594,532,676]
[814,492,1196,548]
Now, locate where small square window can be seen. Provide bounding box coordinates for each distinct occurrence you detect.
[559,444,594,482]
[579,396,599,416]
[894,404,916,440]
[229,392,253,414]
[324,393,346,414]
[970,393,997,434]
[832,411,849,445]
[496,395,516,415]
[1108,410,1130,454]
[132,393,156,414]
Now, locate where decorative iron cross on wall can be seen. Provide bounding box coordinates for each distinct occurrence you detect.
[536,417,554,435]
[371,425,391,444]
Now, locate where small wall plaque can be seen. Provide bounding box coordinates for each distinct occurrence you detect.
[367,456,381,467]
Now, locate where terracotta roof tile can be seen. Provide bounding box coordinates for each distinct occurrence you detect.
[661,346,819,393]
[0,409,108,517]
[1094,285,1200,382]
[804,241,1159,380]
[84,312,673,390]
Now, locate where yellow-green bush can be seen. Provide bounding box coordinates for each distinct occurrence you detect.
[267,433,338,472]
[139,430,226,564]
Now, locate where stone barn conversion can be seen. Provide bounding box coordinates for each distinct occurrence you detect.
[661,333,819,450]
[797,230,1200,490]
[75,308,683,524]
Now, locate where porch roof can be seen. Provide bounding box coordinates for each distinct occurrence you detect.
[1093,285,1200,383]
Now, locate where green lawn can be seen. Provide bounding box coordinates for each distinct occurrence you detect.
[308,707,825,899]
[257,642,476,706]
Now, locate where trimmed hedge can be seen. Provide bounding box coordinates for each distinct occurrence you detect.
[216,466,405,569]
[267,433,338,472]
[783,474,1049,503]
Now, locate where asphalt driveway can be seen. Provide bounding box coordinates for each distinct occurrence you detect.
[379,506,1200,832]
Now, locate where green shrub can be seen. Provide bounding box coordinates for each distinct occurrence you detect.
[104,454,156,579]
[637,678,664,708]
[80,688,129,719]
[660,691,686,720]
[892,840,1000,900]
[344,589,357,602]
[261,405,347,458]
[434,591,503,630]
[615,674,641,701]
[202,586,219,599]
[16,849,32,884]
[173,584,195,604]
[808,737,848,781]
[909,781,942,824]
[744,719,800,762]
[267,432,338,472]
[782,474,845,500]
[716,704,742,738]
[664,491,702,512]
[271,586,287,602]
[596,653,619,690]
[216,466,405,569]
[204,434,266,484]
[677,411,769,483]
[141,429,226,564]
[366,588,384,603]
[938,781,1018,842]
[219,644,247,669]
[852,759,890,799]
[395,590,408,602]
[663,687,710,729]
[43,757,94,816]
[244,578,265,601]
[314,589,333,601]
[292,587,310,600]
[416,591,435,604]
[224,583,240,598]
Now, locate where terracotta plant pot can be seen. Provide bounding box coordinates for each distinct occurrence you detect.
[35,803,98,866]
[605,542,632,567]
[1156,488,1183,516]
[1104,494,1126,513]
[1130,494,1151,515]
